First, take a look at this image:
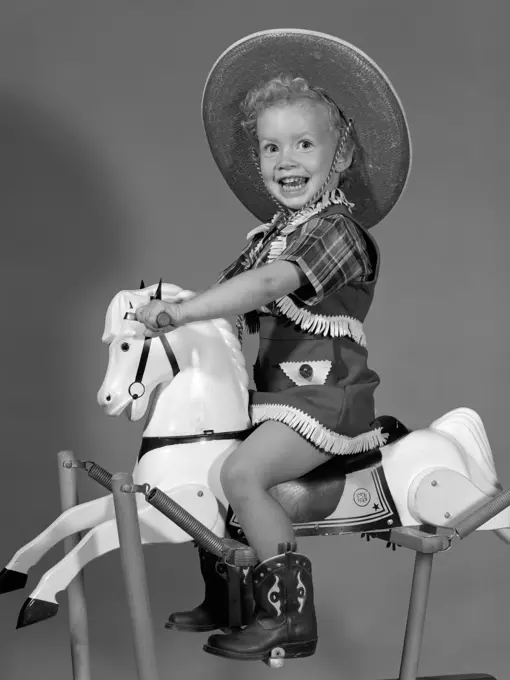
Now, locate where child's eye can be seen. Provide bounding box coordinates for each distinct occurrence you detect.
[263,143,278,154]
[299,140,313,150]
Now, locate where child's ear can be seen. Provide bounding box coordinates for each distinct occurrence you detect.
[334,138,355,173]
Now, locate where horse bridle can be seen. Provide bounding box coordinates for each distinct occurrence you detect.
[131,332,254,460]
[128,333,180,399]
[124,281,254,456]
[124,280,181,399]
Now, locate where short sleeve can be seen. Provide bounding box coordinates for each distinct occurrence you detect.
[277,214,373,305]
[216,236,261,284]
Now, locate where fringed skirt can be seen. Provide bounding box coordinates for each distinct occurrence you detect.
[250,315,386,455]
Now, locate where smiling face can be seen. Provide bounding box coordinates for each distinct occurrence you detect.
[257,99,342,211]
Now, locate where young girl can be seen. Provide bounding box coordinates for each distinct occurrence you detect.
[136,29,411,662]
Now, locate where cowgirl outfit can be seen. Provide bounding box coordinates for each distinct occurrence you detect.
[167,29,412,662]
[217,191,385,455]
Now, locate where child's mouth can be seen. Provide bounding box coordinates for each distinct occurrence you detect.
[278,177,309,194]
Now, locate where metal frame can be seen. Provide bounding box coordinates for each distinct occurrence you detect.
[58,451,509,680]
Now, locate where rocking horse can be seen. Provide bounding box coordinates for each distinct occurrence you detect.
[1,281,508,680]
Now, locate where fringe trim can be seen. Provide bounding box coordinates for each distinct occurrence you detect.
[267,234,287,261]
[274,296,366,345]
[245,189,355,241]
[238,189,358,346]
[251,403,388,455]
[246,213,280,241]
[281,189,355,235]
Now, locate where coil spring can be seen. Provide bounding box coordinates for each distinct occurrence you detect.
[87,463,113,491]
[146,488,224,557]
[456,487,510,539]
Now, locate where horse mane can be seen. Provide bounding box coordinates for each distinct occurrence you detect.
[209,318,250,412]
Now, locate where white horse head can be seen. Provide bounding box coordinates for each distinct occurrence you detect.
[97,282,251,435]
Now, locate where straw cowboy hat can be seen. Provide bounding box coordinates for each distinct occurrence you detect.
[202,28,411,230]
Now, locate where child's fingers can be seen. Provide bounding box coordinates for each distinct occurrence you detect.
[135,304,149,324]
[143,328,162,337]
[136,301,166,328]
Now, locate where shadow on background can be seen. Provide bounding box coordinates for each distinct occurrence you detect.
[0,91,139,675]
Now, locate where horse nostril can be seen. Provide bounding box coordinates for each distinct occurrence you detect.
[106,395,111,402]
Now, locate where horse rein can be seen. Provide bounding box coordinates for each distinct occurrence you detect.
[123,312,180,399]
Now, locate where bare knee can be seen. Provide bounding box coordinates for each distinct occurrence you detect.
[220,457,264,504]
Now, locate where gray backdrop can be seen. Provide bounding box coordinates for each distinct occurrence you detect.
[1,2,509,679]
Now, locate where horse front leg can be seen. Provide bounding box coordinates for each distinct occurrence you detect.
[16,514,121,628]
[16,484,227,628]
[0,495,114,595]
[16,502,153,629]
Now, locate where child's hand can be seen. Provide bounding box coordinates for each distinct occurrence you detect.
[135,300,183,336]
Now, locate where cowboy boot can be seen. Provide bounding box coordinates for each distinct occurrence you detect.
[203,542,317,661]
[166,547,252,632]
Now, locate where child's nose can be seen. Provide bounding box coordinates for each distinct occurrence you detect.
[277,152,297,168]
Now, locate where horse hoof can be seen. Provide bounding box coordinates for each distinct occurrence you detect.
[0,568,28,594]
[16,598,58,628]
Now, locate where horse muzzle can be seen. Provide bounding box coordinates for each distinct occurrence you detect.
[97,386,130,416]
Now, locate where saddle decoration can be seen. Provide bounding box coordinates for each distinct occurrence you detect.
[239,189,366,344]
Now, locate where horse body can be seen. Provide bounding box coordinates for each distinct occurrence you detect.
[1,282,509,628]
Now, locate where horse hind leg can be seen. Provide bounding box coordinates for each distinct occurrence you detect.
[410,467,510,532]
[0,495,114,595]
[430,409,499,492]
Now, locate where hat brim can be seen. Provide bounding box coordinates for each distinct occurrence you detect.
[202,28,412,230]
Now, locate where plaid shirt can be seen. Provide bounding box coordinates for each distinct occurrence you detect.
[218,212,373,307]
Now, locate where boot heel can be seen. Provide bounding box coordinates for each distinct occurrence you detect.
[280,639,317,658]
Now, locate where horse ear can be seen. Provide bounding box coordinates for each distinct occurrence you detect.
[139,280,145,289]
[155,278,162,300]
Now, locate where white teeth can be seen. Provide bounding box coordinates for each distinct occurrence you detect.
[280,178,308,194]
[280,177,308,194]
[280,177,307,185]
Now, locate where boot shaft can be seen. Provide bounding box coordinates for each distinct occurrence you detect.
[252,543,315,629]
[198,547,253,628]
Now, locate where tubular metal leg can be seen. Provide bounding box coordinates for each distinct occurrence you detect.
[57,450,91,680]
[398,551,434,680]
[112,473,159,680]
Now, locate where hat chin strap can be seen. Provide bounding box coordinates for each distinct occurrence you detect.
[301,118,354,211]
[254,118,354,222]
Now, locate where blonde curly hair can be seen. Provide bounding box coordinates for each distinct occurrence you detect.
[240,74,348,147]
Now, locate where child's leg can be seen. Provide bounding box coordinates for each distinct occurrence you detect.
[220,420,328,561]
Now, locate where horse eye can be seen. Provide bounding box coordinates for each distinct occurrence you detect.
[120,342,130,352]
